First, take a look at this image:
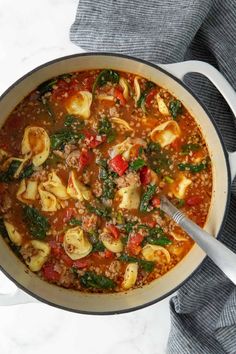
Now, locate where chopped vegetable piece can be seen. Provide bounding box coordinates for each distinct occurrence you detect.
[169,99,182,119]
[137,81,156,111]
[130,158,146,171]
[78,149,92,171]
[87,204,111,219]
[18,164,34,180]
[139,166,151,185]
[181,143,200,155]
[109,154,129,176]
[37,79,57,96]
[151,196,161,208]
[127,233,144,255]
[93,69,120,93]
[84,130,105,148]
[106,224,120,239]
[92,241,105,252]
[23,205,50,240]
[114,88,126,105]
[80,271,116,289]
[0,160,21,183]
[67,217,82,226]
[178,161,208,173]
[42,263,60,281]
[64,115,84,128]
[50,130,84,150]
[98,117,116,143]
[140,184,157,212]
[176,199,185,208]
[119,253,155,272]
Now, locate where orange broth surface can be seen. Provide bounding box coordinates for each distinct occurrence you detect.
[0,69,212,292]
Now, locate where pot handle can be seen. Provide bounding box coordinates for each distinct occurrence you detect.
[160,60,236,181]
[0,288,37,306]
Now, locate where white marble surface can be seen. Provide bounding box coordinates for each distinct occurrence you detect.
[0,1,172,353]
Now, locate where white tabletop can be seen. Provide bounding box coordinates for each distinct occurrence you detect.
[0,1,172,353]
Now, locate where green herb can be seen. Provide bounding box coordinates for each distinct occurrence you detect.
[23,205,50,239]
[87,231,105,252]
[98,117,116,143]
[178,160,209,173]
[92,241,105,252]
[137,224,172,246]
[87,204,111,219]
[102,178,116,200]
[80,271,116,289]
[138,146,144,156]
[181,143,200,155]
[71,267,78,277]
[163,176,174,184]
[130,158,146,171]
[64,115,85,128]
[19,164,34,180]
[93,70,120,93]
[50,130,84,150]
[140,184,156,212]
[176,199,185,208]
[147,141,161,153]
[169,99,182,119]
[124,221,138,234]
[118,254,155,272]
[37,79,57,96]
[137,81,156,112]
[0,160,21,183]
[67,217,82,226]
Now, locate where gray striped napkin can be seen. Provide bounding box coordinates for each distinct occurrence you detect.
[70,1,236,352]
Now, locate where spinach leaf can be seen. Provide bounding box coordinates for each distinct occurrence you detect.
[130,158,146,171]
[92,241,105,252]
[140,184,156,212]
[98,117,116,143]
[181,143,200,155]
[87,204,111,219]
[169,99,182,119]
[64,115,85,128]
[80,271,116,289]
[93,70,120,93]
[118,253,155,272]
[102,178,116,200]
[18,164,34,180]
[178,160,209,173]
[138,224,172,246]
[67,217,82,226]
[23,205,49,239]
[87,230,105,252]
[146,234,172,246]
[137,81,156,111]
[0,160,21,183]
[124,221,138,234]
[146,142,171,174]
[50,130,84,150]
[37,78,57,96]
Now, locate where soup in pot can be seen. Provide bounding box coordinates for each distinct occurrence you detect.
[0,69,212,292]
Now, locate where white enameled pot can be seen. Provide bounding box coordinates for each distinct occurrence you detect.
[0,54,236,314]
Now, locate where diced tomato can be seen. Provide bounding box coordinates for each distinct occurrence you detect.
[114,88,126,106]
[186,196,202,206]
[128,233,144,255]
[140,166,151,185]
[42,263,61,282]
[78,148,93,171]
[151,196,161,208]
[84,130,106,148]
[106,224,120,239]
[61,254,74,267]
[146,89,157,107]
[49,240,64,257]
[82,76,95,91]
[73,259,89,269]
[109,154,128,176]
[103,249,114,259]
[171,138,181,151]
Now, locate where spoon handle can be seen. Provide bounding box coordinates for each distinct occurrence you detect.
[160,195,236,285]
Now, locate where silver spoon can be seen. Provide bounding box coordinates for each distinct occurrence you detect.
[160,195,236,285]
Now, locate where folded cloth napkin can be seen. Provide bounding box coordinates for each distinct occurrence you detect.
[70,1,236,352]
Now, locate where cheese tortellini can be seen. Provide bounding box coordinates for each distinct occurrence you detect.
[63,226,92,260]
[170,174,192,199]
[67,171,92,201]
[142,244,171,264]
[100,232,123,253]
[134,76,141,103]
[150,120,181,147]
[23,240,50,272]
[21,126,50,166]
[117,185,140,210]
[110,117,133,132]
[4,221,22,246]
[109,138,133,160]
[65,91,92,119]
[38,183,59,212]
[119,77,129,100]
[156,94,169,116]
[43,172,69,200]
[17,179,38,203]
[122,263,138,290]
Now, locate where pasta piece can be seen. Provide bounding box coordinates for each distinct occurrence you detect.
[122,263,138,290]
[24,240,50,272]
[117,185,140,209]
[4,221,22,246]
[17,179,38,203]
[67,171,92,201]
[111,117,133,132]
[142,244,171,263]
[170,231,188,242]
[134,76,141,103]
[43,172,69,200]
[101,232,123,253]
[38,183,58,212]
[65,91,92,119]
[97,94,114,101]
[21,126,50,166]
[109,138,133,160]
[0,148,9,162]
[2,157,29,179]
[156,94,169,116]
[119,77,129,100]
[150,120,181,147]
[63,226,92,260]
[171,174,192,199]
[168,244,185,256]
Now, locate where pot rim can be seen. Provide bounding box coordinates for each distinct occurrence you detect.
[0,52,232,315]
